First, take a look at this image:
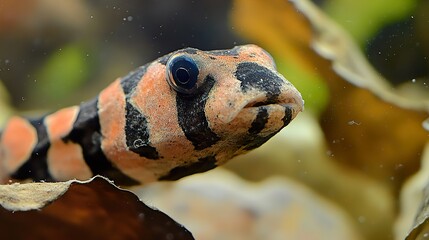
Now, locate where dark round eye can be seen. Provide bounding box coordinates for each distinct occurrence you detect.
[166,55,199,94]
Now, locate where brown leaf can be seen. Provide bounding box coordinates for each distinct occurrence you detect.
[0,176,194,240]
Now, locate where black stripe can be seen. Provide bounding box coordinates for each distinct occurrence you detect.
[248,107,269,135]
[63,98,140,186]
[120,65,148,96]
[282,106,293,127]
[124,101,159,159]
[159,156,217,181]
[242,132,277,152]
[243,106,293,151]
[176,75,220,150]
[120,62,160,160]
[235,62,283,102]
[11,117,53,181]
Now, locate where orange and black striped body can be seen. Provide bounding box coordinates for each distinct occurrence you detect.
[0,45,303,185]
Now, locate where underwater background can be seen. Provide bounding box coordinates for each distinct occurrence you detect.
[0,0,428,239]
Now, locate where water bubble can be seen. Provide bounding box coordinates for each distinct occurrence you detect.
[347,120,361,126]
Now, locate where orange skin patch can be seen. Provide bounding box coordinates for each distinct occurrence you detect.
[45,106,92,180]
[0,116,37,175]
[47,141,90,181]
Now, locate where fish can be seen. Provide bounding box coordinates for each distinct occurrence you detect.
[0,44,303,185]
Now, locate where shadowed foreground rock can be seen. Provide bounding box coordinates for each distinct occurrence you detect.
[0,176,194,240]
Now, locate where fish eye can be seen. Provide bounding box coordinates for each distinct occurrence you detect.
[166,54,199,94]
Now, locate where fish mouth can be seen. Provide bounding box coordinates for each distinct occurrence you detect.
[243,98,297,109]
[228,93,304,124]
